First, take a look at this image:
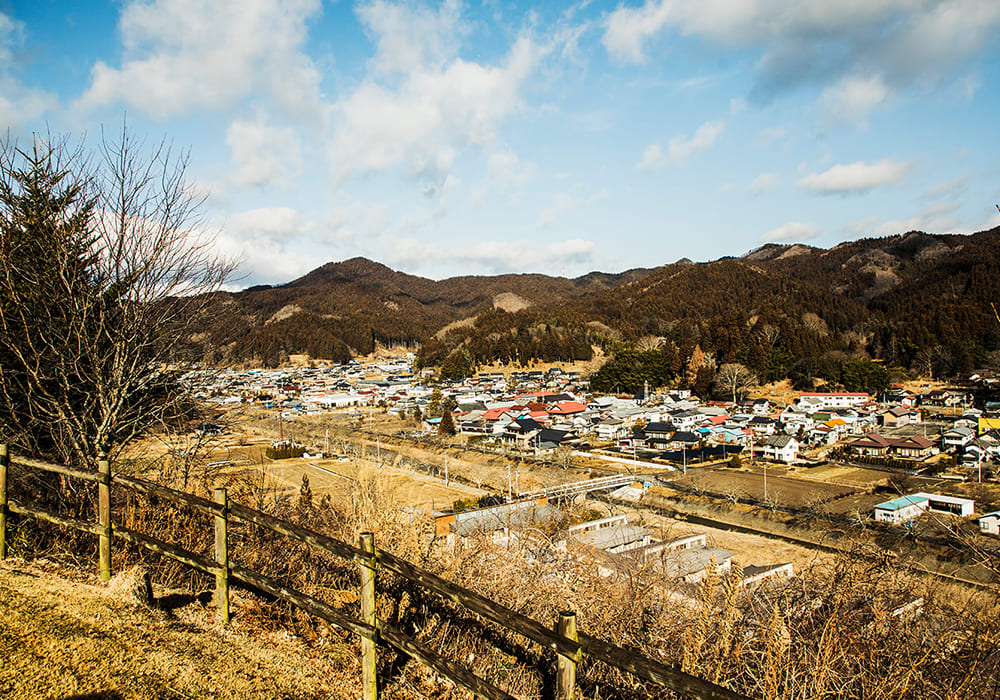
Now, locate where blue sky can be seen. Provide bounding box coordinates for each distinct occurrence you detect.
[3,0,1000,287]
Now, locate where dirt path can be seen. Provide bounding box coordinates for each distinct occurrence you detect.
[0,559,360,700]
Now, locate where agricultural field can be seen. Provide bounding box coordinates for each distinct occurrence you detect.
[664,464,861,508]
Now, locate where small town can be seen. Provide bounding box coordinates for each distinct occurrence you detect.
[181,353,1000,589]
[6,1,1000,697]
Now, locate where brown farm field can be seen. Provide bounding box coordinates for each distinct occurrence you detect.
[664,464,861,507]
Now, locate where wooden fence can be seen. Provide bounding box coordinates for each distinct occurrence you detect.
[0,444,745,700]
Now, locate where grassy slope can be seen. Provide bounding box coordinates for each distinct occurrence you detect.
[0,559,360,700]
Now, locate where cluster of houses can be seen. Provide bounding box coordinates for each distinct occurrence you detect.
[187,360,1000,474]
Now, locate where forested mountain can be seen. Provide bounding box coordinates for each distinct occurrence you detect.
[180,257,652,366]
[184,227,1000,393]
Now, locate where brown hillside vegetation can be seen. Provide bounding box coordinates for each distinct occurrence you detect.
[0,558,360,700]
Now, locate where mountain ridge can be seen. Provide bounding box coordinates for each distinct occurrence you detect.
[184,226,1000,377]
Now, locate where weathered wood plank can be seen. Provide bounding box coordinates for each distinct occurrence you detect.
[214,488,230,623]
[375,549,580,658]
[112,473,222,516]
[11,455,102,483]
[229,563,375,641]
[228,501,363,562]
[557,612,578,700]
[577,631,748,700]
[113,525,219,575]
[359,533,377,700]
[8,500,105,536]
[377,622,516,700]
[0,444,8,559]
[98,459,111,582]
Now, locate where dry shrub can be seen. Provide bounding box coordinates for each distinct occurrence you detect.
[9,449,1000,699]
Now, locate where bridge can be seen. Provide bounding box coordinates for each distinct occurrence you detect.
[516,473,640,501]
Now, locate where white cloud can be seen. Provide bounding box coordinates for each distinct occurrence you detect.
[818,74,891,126]
[357,0,465,75]
[601,0,1000,110]
[668,120,724,163]
[537,193,577,228]
[214,207,316,285]
[329,8,546,190]
[854,202,961,238]
[798,159,911,195]
[226,120,303,188]
[635,143,664,171]
[748,172,780,195]
[0,14,56,128]
[75,0,324,121]
[923,172,973,201]
[636,120,723,171]
[603,0,672,63]
[488,150,536,190]
[761,221,820,242]
[385,236,597,275]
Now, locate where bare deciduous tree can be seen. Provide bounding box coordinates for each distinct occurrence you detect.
[0,127,235,466]
[714,362,757,403]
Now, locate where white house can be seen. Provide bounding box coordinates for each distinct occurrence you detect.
[979,512,1000,536]
[797,392,870,410]
[760,434,800,463]
[874,495,929,524]
[874,492,975,523]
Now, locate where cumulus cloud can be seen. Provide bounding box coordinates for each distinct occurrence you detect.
[384,237,597,275]
[601,0,1000,110]
[668,120,723,163]
[636,120,723,171]
[748,172,780,195]
[818,74,891,126]
[226,120,303,188]
[328,2,546,190]
[603,0,672,63]
[635,143,664,171]
[75,0,324,121]
[798,159,911,195]
[761,221,820,242]
[0,13,56,128]
[849,202,961,238]
[487,150,536,191]
[358,0,465,75]
[214,207,315,285]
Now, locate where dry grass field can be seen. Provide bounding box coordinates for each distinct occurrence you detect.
[0,559,361,700]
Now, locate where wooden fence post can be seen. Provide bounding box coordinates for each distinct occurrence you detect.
[98,458,111,582]
[0,443,8,560]
[556,611,578,700]
[214,487,230,623]
[360,531,377,700]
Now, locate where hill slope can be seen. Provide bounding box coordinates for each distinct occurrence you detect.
[0,558,359,699]
[184,227,1000,380]
[183,258,652,365]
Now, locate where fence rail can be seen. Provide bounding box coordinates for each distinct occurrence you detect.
[0,444,744,700]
